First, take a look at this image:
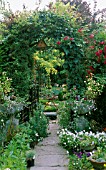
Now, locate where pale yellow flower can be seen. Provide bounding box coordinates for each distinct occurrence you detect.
[104,164,106,167]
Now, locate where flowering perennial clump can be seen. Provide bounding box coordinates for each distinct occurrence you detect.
[59,129,106,151]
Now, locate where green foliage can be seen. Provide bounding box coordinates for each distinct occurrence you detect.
[83,27,106,76]
[69,86,95,115]
[51,1,79,28]
[92,147,106,162]
[0,0,106,151]
[81,25,106,124]
[0,5,79,99]
[71,116,90,132]
[34,49,64,75]
[85,75,106,99]
[61,0,92,25]
[0,96,25,147]
[59,128,106,152]
[0,72,11,102]
[59,129,80,151]
[0,38,34,98]
[26,150,35,160]
[1,118,19,146]
[0,126,30,170]
[0,72,25,147]
[29,105,48,138]
[57,101,71,128]
[56,35,86,89]
[0,11,35,98]
[93,85,106,124]
[44,105,57,112]
[19,107,48,145]
[69,154,93,170]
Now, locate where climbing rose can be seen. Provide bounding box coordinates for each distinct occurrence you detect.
[64,36,69,40]
[99,41,105,45]
[87,70,91,75]
[104,60,106,64]
[97,56,101,63]
[98,49,102,54]
[95,51,100,56]
[89,46,94,49]
[89,34,94,38]
[70,38,74,41]
[104,46,106,54]
[95,50,102,56]
[89,66,94,72]
[78,28,83,33]
[57,41,61,45]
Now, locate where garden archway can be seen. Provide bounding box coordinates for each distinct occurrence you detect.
[1,10,86,120]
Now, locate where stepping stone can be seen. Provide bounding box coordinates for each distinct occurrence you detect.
[34,154,69,167]
[38,136,59,146]
[35,145,68,155]
[30,167,68,170]
[44,112,57,120]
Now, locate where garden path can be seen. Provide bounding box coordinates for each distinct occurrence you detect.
[30,119,69,170]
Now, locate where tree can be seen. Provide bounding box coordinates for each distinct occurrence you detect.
[61,0,92,24]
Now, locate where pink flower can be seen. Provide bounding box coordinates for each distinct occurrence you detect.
[95,51,100,56]
[95,49,102,56]
[78,28,83,33]
[89,46,95,49]
[89,34,94,38]
[104,56,106,59]
[99,41,105,45]
[57,41,61,45]
[64,36,69,40]
[70,38,74,41]
[98,49,102,54]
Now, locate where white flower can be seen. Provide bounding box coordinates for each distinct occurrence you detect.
[85,132,88,135]
[67,150,69,154]
[92,141,94,145]
[35,133,39,137]
[33,155,35,159]
[57,131,59,135]
[78,131,83,135]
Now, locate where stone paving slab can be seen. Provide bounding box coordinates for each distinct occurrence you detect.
[30,167,68,170]
[49,122,59,130]
[38,136,59,146]
[47,129,59,137]
[34,154,69,167]
[44,112,57,116]
[35,145,68,155]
